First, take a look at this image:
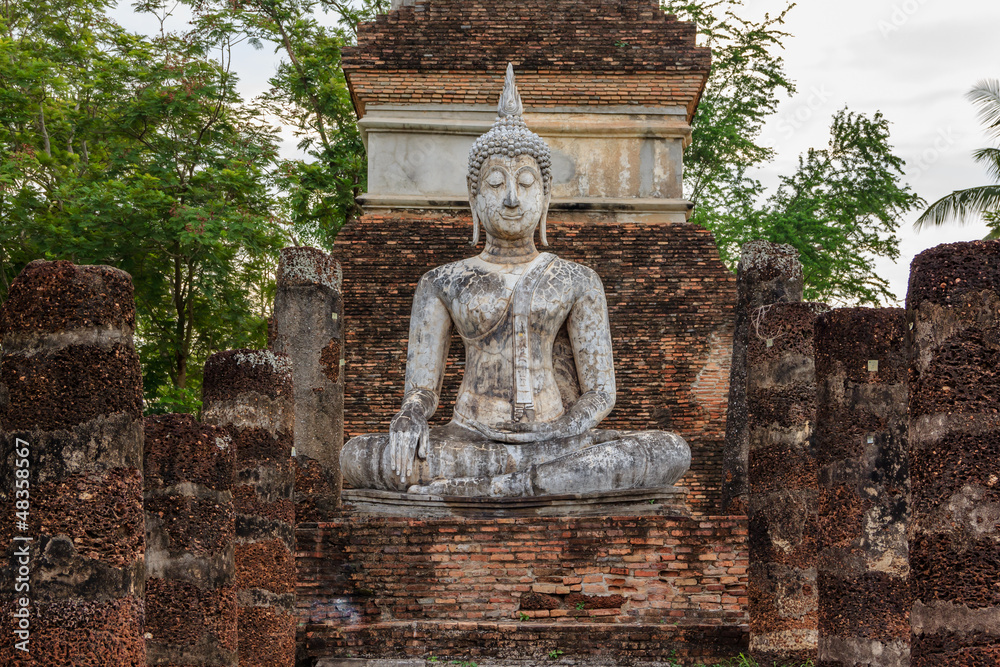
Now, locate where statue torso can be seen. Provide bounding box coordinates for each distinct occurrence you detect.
[423,254,600,428]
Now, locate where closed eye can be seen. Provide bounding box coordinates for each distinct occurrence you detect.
[486,170,505,188]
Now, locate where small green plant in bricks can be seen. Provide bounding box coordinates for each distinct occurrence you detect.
[518,612,530,621]
[548,649,564,659]
[574,601,586,610]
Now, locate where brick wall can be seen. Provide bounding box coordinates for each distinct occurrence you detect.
[346,70,709,118]
[296,515,748,663]
[334,213,736,512]
[344,0,710,73]
[343,0,710,120]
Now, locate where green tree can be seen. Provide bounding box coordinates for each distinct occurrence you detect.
[0,0,126,294]
[663,0,921,305]
[661,0,796,262]
[750,110,923,305]
[1,0,285,413]
[188,0,386,247]
[915,79,1000,239]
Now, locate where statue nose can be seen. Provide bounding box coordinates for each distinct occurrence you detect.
[503,181,520,208]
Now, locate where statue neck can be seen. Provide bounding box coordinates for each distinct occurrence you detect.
[480,234,539,265]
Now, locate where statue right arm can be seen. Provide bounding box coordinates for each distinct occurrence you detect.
[388,272,453,484]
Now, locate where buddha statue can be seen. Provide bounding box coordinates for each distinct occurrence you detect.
[341,65,691,498]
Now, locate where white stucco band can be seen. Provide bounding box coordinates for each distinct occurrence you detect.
[359,104,694,222]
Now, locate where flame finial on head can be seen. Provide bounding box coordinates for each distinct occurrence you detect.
[498,63,524,118]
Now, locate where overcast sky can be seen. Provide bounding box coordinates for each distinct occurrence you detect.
[113,0,1000,305]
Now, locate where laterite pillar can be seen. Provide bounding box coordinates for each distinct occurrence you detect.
[723,240,804,514]
[746,301,826,665]
[0,260,145,666]
[203,350,295,666]
[144,414,237,666]
[906,241,1000,665]
[814,308,909,666]
[270,246,344,519]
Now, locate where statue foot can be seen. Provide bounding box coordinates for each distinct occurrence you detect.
[407,469,534,498]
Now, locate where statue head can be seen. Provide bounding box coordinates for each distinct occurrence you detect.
[468,64,553,246]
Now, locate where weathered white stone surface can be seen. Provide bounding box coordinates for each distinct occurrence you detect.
[360,104,691,220]
[342,66,691,498]
[342,487,691,518]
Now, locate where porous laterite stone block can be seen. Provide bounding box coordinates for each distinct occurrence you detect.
[0,260,145,666]
[906,241,1000,666]
[203,350,295,667]
[270,246,345,517]
[0,259,135,334]
[723,241,803,515]
[746,301,827,666]
[814,308,910,666]
[144,414,237,666]
[202,349,293,404]
[294,456,341,524]
[0,597,146,666]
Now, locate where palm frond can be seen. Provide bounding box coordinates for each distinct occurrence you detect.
[914,184,1000,228]
[968,79,1000,139]
[973,147,1000,182]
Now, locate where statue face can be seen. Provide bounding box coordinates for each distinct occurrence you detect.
[471,154,548,242]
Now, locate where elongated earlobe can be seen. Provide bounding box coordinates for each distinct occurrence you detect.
[539,195,550,246]
[468,177,480,246]
[470,206,480,246]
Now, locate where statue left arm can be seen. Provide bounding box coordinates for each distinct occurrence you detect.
[474,272,616,443]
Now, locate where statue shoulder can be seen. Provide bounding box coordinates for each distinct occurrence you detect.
[550,256,605,294]
[417,258,478,294]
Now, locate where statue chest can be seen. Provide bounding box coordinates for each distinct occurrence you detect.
[446,271,573,345]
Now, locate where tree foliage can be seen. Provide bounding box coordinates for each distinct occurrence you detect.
[186,0,387,247]
[662,1,795,221]
[662,0,922,305]
[1,0,285,412]
[750,110,922,305]
[916,79,1000,239]
[1,0,378,411]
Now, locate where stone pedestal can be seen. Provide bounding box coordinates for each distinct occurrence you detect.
[722,241,804,514]
[0,260,145,666]
[270,246,344,518]
[906,241,1000,665]
[342,487,690,519]
[814,308,910,666]
[203,350,296,667]
[144,414,237,666]
[746,301,827,666]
